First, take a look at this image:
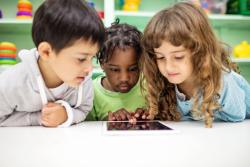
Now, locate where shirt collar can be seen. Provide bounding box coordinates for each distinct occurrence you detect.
[175,85,187,101]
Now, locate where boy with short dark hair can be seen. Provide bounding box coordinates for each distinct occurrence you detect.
[0,0,105,127]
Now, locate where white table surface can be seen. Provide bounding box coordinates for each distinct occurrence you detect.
[0,120,250,167]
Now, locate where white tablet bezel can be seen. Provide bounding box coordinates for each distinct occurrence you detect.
[102,120,179,135]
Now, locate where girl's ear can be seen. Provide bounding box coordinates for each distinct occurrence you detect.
[37,42,53,61]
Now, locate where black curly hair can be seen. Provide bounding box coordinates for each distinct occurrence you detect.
[97,19,142,64]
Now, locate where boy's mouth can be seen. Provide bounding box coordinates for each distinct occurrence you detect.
[76,76,85,82]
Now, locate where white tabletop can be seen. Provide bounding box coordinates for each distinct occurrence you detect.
[0,120,250,167]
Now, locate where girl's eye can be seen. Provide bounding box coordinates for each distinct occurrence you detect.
[110,68,119,72]
[128,66,138,72]
[175,56,184,60]
[155,53,165,60]
[156,56,165,60]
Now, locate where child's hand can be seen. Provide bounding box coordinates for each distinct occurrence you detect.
[134,108,150,121]
[41,102,68,127]
[108,108,132,121]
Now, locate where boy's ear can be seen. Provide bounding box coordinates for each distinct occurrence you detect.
[37,42,53,61]
[100,63,104,69]
[99,59,106,69]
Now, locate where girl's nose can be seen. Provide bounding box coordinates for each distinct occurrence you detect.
[165,59,175,72]
[120,71,129,82]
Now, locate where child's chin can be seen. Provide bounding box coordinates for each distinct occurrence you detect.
[66,81,81,88]
[119,89,131,93]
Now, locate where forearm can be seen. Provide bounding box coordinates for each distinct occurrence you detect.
[215,88,246,122]
[214,102,246,122]
[56,100,92,127]
[0,111,41,127]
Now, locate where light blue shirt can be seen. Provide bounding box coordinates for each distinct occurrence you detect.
[176,71,250,122]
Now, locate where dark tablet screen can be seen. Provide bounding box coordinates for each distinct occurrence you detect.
[107,121,173,131]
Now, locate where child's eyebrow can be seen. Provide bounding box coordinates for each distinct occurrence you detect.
[128,63,138,66]
[170,49,186,53]
[107,64,118,67]
[155,49,186,56]
[108,63,138,67]
[76,52,95,56]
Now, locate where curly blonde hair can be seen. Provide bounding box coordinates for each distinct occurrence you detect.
[140,2,237,127]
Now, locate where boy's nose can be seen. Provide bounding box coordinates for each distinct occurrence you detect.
[83,61,93,76]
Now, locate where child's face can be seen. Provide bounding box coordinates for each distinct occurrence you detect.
[101,47,139,93]
[48,39,99,87]
[154,41,194,85]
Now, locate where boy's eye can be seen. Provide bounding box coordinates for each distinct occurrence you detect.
[78,58,86,62]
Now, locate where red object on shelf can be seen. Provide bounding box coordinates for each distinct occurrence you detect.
[98,11,104,19]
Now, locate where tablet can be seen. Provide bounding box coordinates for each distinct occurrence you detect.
[103,121,178,135]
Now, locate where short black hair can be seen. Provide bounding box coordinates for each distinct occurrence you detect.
[32,0,105,53]
[97,19,142,64]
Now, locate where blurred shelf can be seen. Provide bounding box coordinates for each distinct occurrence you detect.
[0,18,32,33]
[209,14,250,28]
[208,14,250,20]
[115,11,155,17]
[232,58,250,63]
[114,11,250,28]
[0,18,32,24]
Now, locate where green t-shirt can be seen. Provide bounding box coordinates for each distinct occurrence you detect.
[86,75,147,121]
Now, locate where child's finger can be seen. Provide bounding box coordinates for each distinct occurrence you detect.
[114,112,121,121]
[118,109,127,120]
[146,113,154,120]
[124,110,132,120]
[135,108,143,118]
[41,119,50,127]
[108,112,114,121]
[46,102,57,107]
[142,110,149,120]
[41,107,53,115]
[129,117,137,124]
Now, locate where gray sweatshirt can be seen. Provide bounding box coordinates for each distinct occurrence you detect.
[0,48,93,127]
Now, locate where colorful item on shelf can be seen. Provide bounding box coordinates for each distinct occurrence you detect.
[87,1,95,8]
[117,0,125,10]
[188,0,228,14]
[0,42,17,65]
[87,1,104,19]
[233,41,250,58]
[16,0,32,19]
[123,0,141,11]
[98,11,104,19]
[0,9,2,19]
[227,0,250,15]
[240,0,250,15]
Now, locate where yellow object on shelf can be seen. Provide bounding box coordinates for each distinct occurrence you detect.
[233,41,250,58]
[16,0,33,19]
[123,0,141,11]
[0,41,17,65]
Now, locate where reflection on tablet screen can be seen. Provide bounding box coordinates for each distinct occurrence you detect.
[107,121,173,131]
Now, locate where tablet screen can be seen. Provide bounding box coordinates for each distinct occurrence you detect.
[106,121,173,131]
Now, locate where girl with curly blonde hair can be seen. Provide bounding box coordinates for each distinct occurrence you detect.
[140,2,250,127]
